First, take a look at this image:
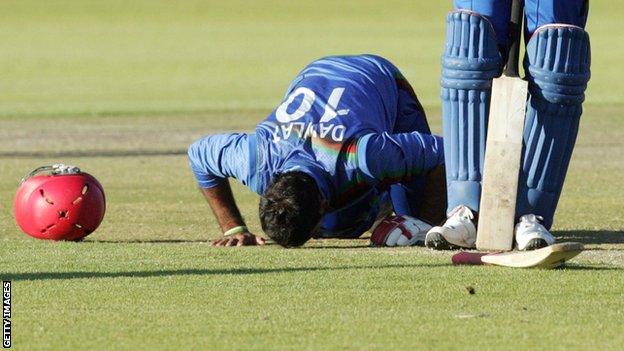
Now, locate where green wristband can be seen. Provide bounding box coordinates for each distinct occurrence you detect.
[223,226,248,236]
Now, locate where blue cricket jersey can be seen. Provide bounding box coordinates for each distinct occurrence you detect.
[189,55,444,238]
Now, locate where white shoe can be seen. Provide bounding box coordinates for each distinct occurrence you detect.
[515,214,555,250]
[425,205,477,250]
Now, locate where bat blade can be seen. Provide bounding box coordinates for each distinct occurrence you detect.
[452,242,584,269]
[476,76,528,251]
[481,242,584,268]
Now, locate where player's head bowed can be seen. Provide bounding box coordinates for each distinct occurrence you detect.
[259,171,323,247]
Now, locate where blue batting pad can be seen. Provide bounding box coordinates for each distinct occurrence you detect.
[516,25,591,229]
[441,11,502,214]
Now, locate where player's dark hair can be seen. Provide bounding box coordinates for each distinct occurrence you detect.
[259,171,322,247]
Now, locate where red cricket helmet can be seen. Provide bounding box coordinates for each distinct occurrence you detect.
[14,164,106,241]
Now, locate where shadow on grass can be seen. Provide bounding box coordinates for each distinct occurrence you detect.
[85,239,209,244]
[558,265,622,271]
[86,238,372,248]
[303,239,372,250]
[302,245,373,249]
[553,230,624,245]
[3,263,448,281]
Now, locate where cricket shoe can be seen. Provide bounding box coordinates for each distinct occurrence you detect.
[515,214,555,250]
[425,205,477,250]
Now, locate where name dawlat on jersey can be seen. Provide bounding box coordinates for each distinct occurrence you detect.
[269,87,350,143]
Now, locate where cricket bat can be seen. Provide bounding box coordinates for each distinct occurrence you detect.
[452,242,584,269]
[476,0,528,251]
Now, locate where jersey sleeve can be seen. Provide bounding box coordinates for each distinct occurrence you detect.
[356,132,444,186]
[187,133,253,188]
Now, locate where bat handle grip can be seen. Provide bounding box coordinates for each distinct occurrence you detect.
[504,0,524,77]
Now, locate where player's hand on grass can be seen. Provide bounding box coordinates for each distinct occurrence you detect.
[211,232,266,247]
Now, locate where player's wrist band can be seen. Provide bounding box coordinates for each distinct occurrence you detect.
[223,226,248,236]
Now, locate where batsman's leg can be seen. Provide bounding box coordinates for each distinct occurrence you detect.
[515,24,591,230]
[427,9,503,249]
[523,0,589,35]
[440,10,502,214]
[453,0,511,49]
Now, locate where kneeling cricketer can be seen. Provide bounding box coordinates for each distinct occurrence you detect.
[188,55,446,247]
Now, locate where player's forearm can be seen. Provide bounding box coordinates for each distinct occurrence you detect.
[356,132,444,183]
[200,180,246,233]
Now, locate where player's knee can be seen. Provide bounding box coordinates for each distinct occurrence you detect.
[441,10,502,91]
[526,25,591,106]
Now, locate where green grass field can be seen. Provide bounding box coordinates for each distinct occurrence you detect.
[1,1,623,350]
